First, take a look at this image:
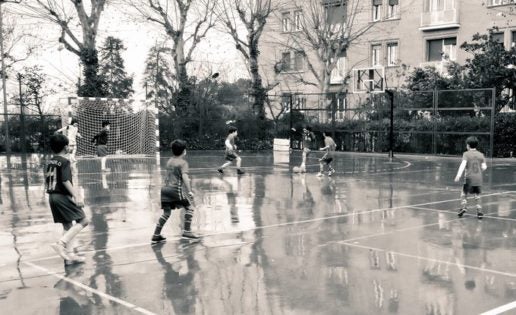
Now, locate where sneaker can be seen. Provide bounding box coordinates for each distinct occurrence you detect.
[182,231,200,240]
[217,168,224,174]
[51,242,71,260]
[316,172,323,177]
[300,166,306,173]
[237,169,245,175]
[151,235,167,244]
[458,209,467,218]
[64,254,86,266]
[477,211,484,219]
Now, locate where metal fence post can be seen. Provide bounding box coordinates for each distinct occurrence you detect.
[289,94,293,149]
[490,87,495,159]
[433,89,438,155]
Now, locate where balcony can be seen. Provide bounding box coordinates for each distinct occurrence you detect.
[420,9,460,31]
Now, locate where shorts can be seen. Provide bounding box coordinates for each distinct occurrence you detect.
[161,186,191,209]
[319,156,333,164]
[463,183,481,194]
[225,152,239,162]
[96,145,108,157]
[49,193,86,224]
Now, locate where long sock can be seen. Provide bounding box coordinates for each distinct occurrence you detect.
[184,207,194,231]
[101,157,106,170]
[460,192,467,210]
[60,224,85,245]
[220,162,231,169]
[236,157,242,169]
[153,210,171,235]
[475,194,481,212]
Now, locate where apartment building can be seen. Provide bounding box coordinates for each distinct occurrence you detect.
[259,0,516,117]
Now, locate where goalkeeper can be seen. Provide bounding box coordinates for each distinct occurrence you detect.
[91,120,110,172]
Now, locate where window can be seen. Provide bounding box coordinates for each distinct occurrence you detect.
[424,0,445,11]
[294,51,304,71]
[281,93,291,111]
[427,37,456,61]
[293,94,306,109]
[491,32,504,46]
[330,55,346,84]
[386,0,399,19]
[281,52,291,71]
[372,0,382,21]
[387,42,398,66]
[282,12,291,32]
[325,2,346,25]
[372,44,382,66]
[512,31,516,48]
[294,10,302,31]
[336,96,346,121]
[490,0,516,6]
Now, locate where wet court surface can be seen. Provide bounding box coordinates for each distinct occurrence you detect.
[1,151,516,315]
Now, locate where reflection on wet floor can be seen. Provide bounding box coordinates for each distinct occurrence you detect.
[0,152,516,314]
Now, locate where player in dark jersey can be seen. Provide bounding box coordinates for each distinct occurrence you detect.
[292,126,316,173]
[91,120,110,171]
[46,133,89,265]
[152,140,199,243]
[455,136,487,219]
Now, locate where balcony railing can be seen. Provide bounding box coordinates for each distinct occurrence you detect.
[420,8,459,31]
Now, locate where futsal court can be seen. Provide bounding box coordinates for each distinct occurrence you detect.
[1,151,516,315]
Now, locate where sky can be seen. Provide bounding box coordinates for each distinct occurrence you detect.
[2,1,248,113]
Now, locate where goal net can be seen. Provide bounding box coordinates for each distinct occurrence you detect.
[61,97,158,157]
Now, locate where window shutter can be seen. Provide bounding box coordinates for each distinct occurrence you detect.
[389,0,399,5]
[373,0,382,5]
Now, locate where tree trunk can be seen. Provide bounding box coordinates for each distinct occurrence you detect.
[174,37,191,114]
[249,45,266,120]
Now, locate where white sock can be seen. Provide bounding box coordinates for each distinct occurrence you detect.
[60,224,84,245]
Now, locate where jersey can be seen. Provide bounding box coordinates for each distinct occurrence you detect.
[45,155,72,195]
[462,150,486,186]
[92,130,108,145]
[302,131,316,150]
[225,133,237,152]
[163,157,189,200]
[322,136,336,158]
[64,125,79,145]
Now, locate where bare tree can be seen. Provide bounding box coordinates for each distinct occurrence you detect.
[20,0,108,96]
[1,14,37,75]
[218,0,276,120]
[282,0,374,94]
[126,0,216,112]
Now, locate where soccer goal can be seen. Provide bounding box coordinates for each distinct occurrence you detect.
[60,97,159,158]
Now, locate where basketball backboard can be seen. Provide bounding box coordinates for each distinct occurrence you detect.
[352,67,385,94]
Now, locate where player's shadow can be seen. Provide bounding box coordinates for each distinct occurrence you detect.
[151,242,200,313]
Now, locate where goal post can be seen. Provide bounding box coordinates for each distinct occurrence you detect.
[60,97,159,159]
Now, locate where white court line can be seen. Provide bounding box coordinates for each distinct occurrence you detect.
[481,301,516,315]
[23,261,157,315]
[24,191,514,264]
[411,205,516,223]
[340,242,516,279]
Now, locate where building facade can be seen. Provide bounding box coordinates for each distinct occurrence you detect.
[259,0,516,118]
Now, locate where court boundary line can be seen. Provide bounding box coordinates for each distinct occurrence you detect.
[410,205,516,223]
[339,242,516,278]
[24,191,514,264]
[481,301,516,315]
[23,261,157,315]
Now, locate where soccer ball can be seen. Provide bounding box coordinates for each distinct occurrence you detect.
[293,166,301,173]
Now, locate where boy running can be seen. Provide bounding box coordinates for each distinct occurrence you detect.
[217,126,245,175]
[454,136,487,219]
[317,131,336,177]
[57,118,82,163]
[152,140,199,243]
[91,120,110,172]
[46,133,89,265]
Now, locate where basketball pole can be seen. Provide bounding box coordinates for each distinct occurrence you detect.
[386,89,394,162]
